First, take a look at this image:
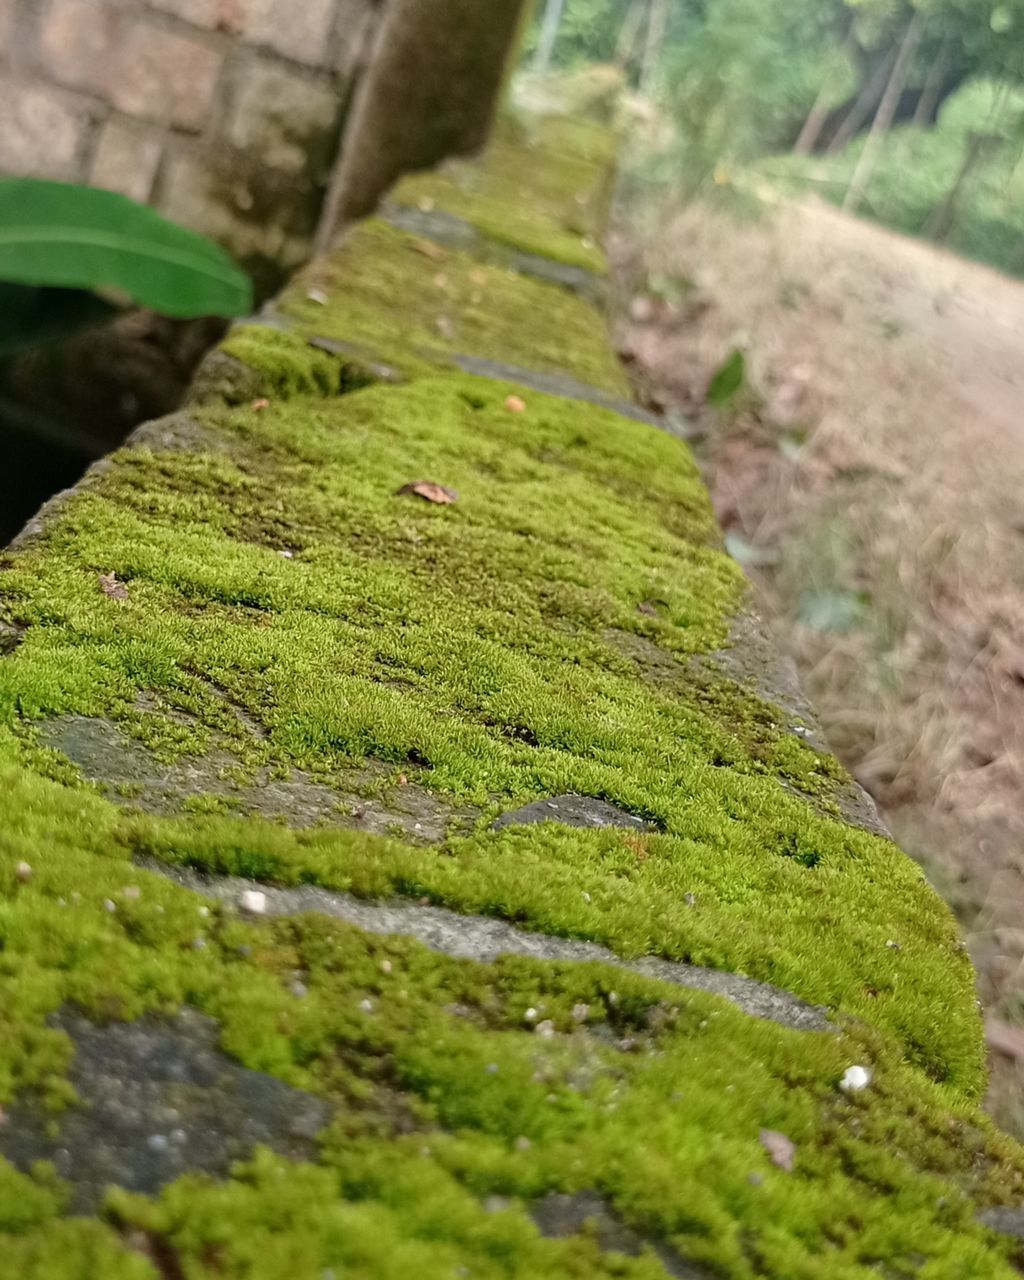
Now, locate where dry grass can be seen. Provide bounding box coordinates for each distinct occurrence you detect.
[613,188,1024,1134]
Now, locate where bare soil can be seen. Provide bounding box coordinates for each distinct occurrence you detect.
[613,191,1024,1131]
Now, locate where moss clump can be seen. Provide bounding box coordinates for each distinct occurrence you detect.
[0,101,1017,1280]
[390,116,616,274]
[280,221,629,396]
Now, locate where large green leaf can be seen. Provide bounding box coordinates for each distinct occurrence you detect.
[0,179,253,320]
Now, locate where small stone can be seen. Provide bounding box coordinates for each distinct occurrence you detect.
[885,939,902,950]
[535,1020,556,1039]
[197,906,210,917]
[505,395,527,414]
[524,1007,539,1023]
[485,1063,500,1075]
[103,899,117,914]
[170,1128,187,1145]
[581,891,592,903]
[291,980,308,999]
[191,936,207,951]
[240,890,267,916]
[122,885,141,901]
[684,892,698,908]
[280,549,295,559]
[839,1065,872,1093]
[15,861,32,883]
[380,960,393,975]
[359,999,374,1014]
[572,1003,590,1023]
[237,945,252,958]
[307,288,328,305]
[514,1136,532,1152]
[146,1134,169,1153]
[748,1171,764,1187]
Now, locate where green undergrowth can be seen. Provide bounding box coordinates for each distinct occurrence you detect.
[280,220,628,396]
[390,118,614,274]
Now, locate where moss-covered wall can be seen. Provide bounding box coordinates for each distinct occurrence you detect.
[1,106,1023,1279]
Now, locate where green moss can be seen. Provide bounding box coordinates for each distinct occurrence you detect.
[390,117,616,274]
[280,221,629,396]
[0,107,1016,1279]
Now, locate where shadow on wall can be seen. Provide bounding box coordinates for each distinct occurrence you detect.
[0,312,228,546]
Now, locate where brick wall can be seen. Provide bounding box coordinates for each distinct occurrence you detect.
[0,0,379,295]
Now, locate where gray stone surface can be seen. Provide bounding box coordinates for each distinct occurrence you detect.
[447,353,664,426]
[38,713,471,843]
[493,793,652,832]
[0,1009,330,1212]
[533,1192,712,1279]
[381,204,608,303]
[143,862,833,1033]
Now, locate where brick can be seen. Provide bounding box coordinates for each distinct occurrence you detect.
[0,77,85,179]
[237,0,336,66]
[39,0,222,131]
[223,59,339,173]
[89,121,163,203]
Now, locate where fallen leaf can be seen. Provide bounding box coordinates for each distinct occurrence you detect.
[505,395,527,414]
[622,832,648,861]
[251,398,270,412]
[99,572,129,602]
[398,773,409,786]
[759,1129,796,1172]
[397,482,459,505]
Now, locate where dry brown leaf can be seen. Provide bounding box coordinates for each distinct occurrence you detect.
[412,238,446,262]
[759,1129,796,1172]
[98,572,129,603]
[397,482,459,506]
[505,395,527,414]
[251,398,271,412]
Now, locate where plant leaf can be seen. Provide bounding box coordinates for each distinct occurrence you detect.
[0,179,252,320]
[707,348,746,407]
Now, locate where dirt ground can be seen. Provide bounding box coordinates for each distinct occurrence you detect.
[613,190,1024,1132]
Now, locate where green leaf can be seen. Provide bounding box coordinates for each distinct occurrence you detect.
[707,348,746,407]
[0,179,252,321]
[796,588,867,635]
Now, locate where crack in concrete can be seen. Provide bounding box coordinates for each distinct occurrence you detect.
[141,860,833,1034]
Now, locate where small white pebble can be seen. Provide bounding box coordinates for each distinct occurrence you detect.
[535,1020,556,1039]
[485,1063,499,1075]
[514,1136,532,1152]
[122,886,141,901]
[103,899,117,914]
[147,1134,169,1153]
[839,1065,872,1093]
[291,981,308,999]
[240,890,267,916]
[572,1003,590,1024]
[15,861,33,883]
[380,960,393,975]
[524,1007,539,1023]
[359,999,374,1013]
[581,891,592,903]
[307,288,329,306]
[279,550,295,559]
[170,1129,187,1145]
[191,936,207,951]
[197,906,210,918]
[885,939,901,950]
[608,992,618,1006]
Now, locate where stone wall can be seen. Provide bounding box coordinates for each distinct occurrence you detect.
[0,0,378,293]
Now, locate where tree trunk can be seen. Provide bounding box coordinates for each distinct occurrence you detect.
[614,0,647,72]
[843,13,925,215]
[640,0,669,96]
[315,0,532,249]
[825,47,898,155]
[533,0,566,74]
[927,131,1001,242]
[912,35,950,126]
[794,21,857,156]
